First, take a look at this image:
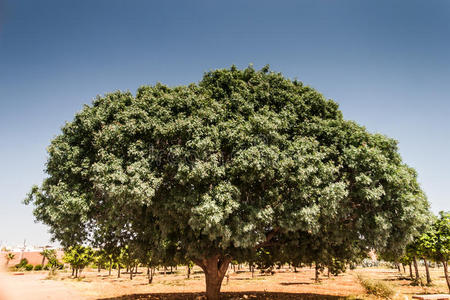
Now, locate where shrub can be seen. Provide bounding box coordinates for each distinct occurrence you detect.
[328,259,347,276]
[43,262,64,274]
[357,274,394,299]
[25,264,34,271]
[34,264,43,271]
[15,258,29,270]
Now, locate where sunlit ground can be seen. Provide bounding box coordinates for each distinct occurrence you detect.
[1,265,448,299]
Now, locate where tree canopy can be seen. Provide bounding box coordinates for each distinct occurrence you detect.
[25,66,430,299]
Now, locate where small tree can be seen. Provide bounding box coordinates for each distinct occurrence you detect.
[406,242,422,284]
[254,248,276,275]
[186,260,194,279]
[15,258,29,270]
[399,255,414,279]
[4,253,15,267]
[45,250,62,275]
[40,249,56,267]
[63,245,94,278]
[420,212,450,291]
[417,230,435,286]
[120,245,139,280]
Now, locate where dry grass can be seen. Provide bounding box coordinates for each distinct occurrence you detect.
[356,274,394,299]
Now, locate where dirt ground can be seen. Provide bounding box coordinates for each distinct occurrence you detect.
[0,271,87,300]
[1,266,449,299]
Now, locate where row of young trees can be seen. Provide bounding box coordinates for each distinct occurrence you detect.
[26,66,432,299]
[382,211,449,290]
[62,243,358,282]
[63,244,177,281]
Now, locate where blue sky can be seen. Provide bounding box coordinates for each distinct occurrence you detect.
[0,0,449,246]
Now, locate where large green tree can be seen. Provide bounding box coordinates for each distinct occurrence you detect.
[25,66,429,299]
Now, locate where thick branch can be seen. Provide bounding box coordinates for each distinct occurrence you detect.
[255,228,280,249]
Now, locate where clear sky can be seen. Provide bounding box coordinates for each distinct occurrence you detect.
[0,0,449,246]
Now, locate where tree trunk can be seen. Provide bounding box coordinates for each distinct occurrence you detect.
[315,263,320,283]
[118,265,121,278]
[72,267,75,277]
[130,264,133,280]
[205,266,225,299]
[109,259,112,276]
[423,257,432,285]
[194,255,231,300]
[443,260,450,293]
[149,267,153,284]
[413,256,420,281]
[409,262,413,280]
[396,262,400,273]
[187,265,191,279]
[41,256,45,266]
[75,268,78,278]
[402,263,406,273]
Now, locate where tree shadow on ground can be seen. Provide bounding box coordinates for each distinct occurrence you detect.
[383,276,412,281]
[279,282,311,285]
[97,291,350,299]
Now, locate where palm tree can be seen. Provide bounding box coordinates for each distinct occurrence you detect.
[5,252,15,267]
[40,249,56,266]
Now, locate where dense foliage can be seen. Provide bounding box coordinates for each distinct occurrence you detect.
[26,66,430,299]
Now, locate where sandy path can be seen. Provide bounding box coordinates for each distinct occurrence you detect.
[0,271,88,300]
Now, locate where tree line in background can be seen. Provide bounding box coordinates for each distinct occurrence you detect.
[25,66,437,299]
